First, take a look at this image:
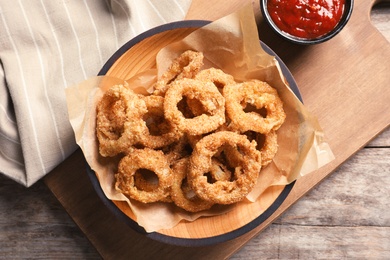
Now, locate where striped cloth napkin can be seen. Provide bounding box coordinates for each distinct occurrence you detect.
[0,0,192,187]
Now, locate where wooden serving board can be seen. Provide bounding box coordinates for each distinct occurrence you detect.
[44,0,390,259]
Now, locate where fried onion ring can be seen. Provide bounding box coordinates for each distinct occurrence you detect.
[223,80,286,134]
[164,78,225,136]
[170,158,214,212]
[115,148,172,203]
[96,84,147,157]
[195,68,236,92]
[188,131,262,204]
[153,50,204,96]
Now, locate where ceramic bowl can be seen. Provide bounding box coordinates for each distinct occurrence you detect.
[260,0,354,44]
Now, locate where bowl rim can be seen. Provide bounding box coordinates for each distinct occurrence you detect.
[92,19,301,247]
[260,0,354,45]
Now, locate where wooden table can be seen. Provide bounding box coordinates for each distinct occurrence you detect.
[1,1,389,259]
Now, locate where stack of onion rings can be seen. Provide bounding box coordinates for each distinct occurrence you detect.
[96,50,286,212]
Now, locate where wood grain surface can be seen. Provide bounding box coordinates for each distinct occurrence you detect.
[1,1,389,259]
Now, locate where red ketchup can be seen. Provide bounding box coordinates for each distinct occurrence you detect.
[267,0,345,39]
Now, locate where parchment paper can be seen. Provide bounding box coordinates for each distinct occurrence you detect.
[66,5,334,232]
